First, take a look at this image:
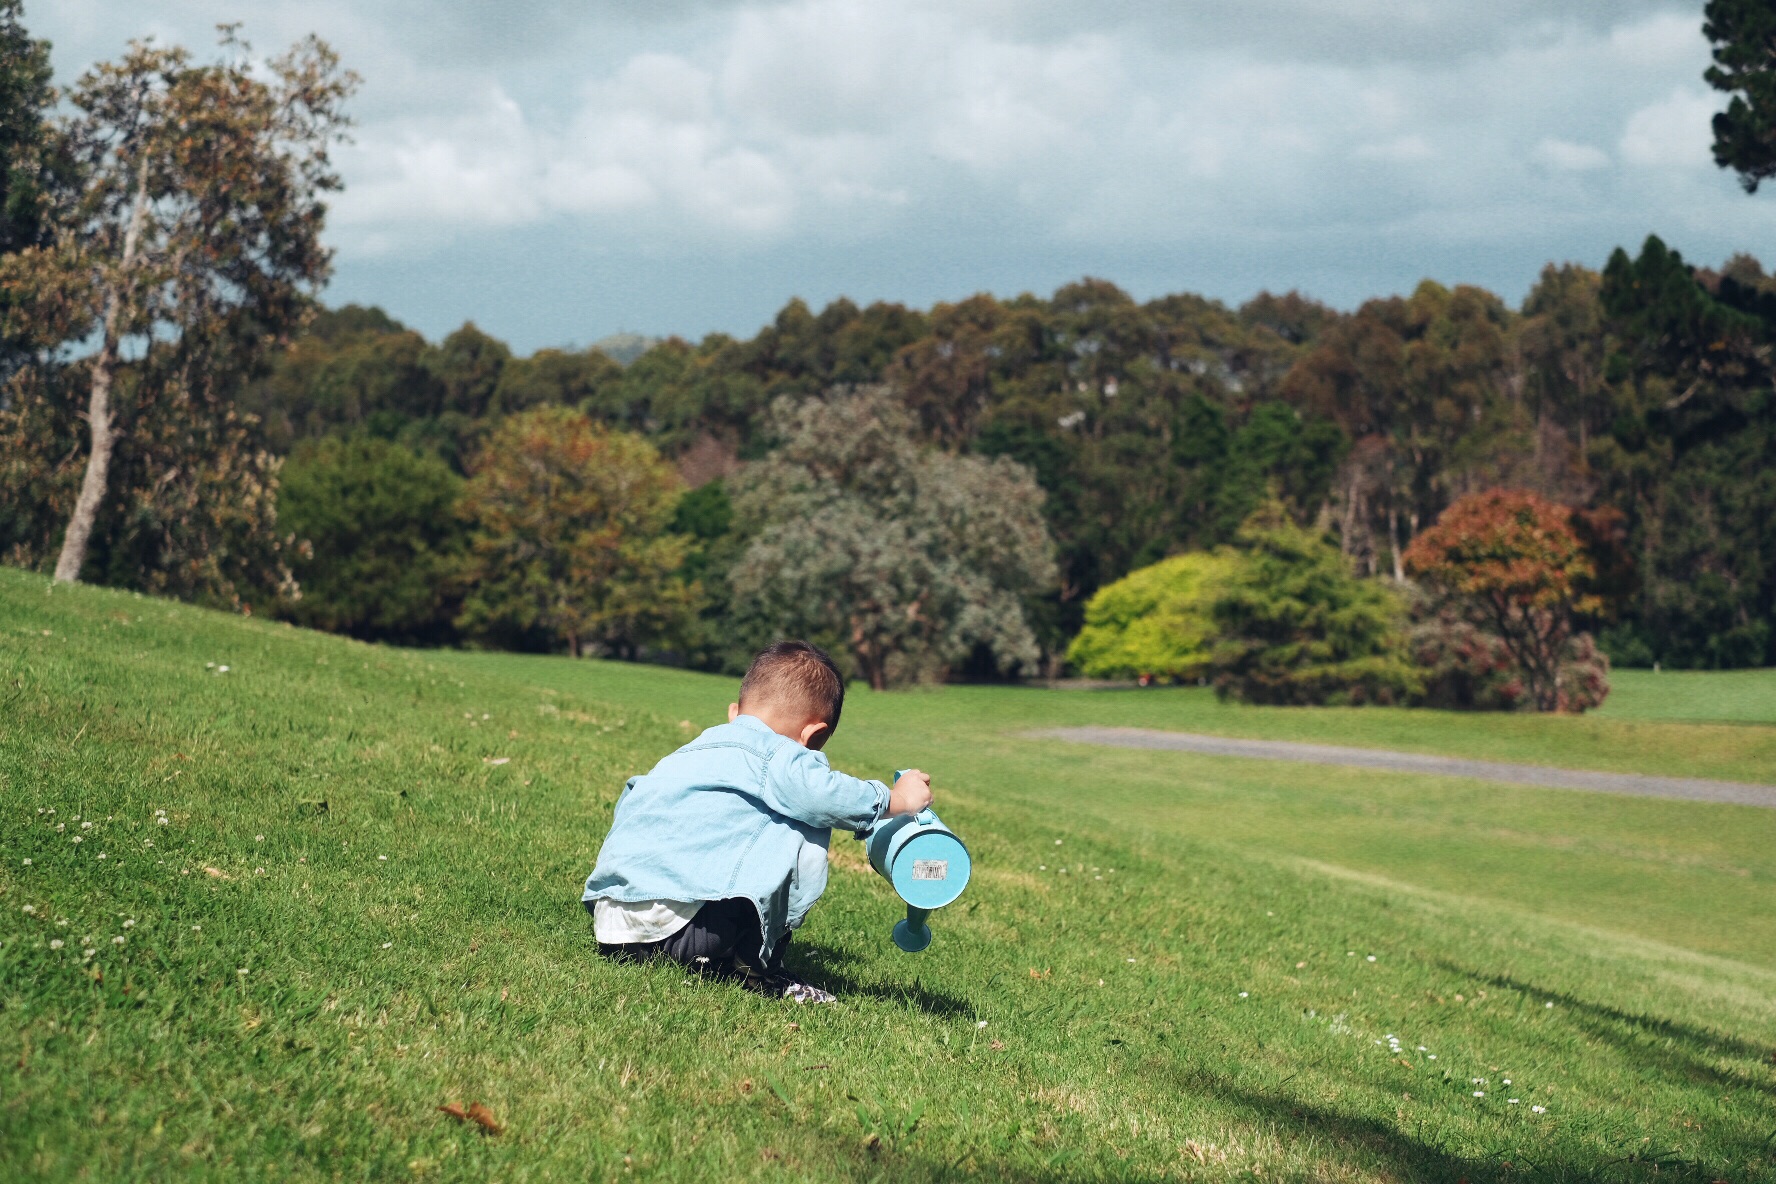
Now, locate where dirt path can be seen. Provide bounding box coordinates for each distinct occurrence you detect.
[1025,727,1776,809]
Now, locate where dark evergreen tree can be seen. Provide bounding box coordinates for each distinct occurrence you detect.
[1705,0,1776,192]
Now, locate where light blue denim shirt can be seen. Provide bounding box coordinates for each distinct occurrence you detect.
[582,714,890,962]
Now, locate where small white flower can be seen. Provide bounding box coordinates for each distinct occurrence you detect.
[157,817,168,826]
[378,855,388,861]
[22,858,31,865]
[1427,1055,1437,1060]
[1502,1078,1511,1085]
[81,821,92,829]
[143,840,152,847]
[381,942,392,949]
[83,947,96,958]
[1366,955,1377,962]
[21,905,34,914]
[1508,1098,1520,1104]
[192,925,201,931]
[1417,1046,1427,1051]
[1346,951,1355,956]
[36,807,43,814]
[1531,1105,1546,1113]
[237,968,249,976]
[123,919,135,928]
[46,807,54,814]
[55,823,64,832]
[97,853,106,860]
[49,939,63,949]
[217,665,229,673]
[254,867,265,875]
[1473,1091,1484,1097]
[112,936,125,945]
[1039,865,1046,870]
[71,836,82,844]
[1544,1002,1553,1009]
[255,835,263,842]
[1054,839,1062,845]
[1472,1078,1485,1084]
[976,1020,988,1028]
[1094,875,1101,880]
[1126,958,1136,963]
[1238,992,1249,998]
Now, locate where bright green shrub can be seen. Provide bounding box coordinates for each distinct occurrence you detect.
[1209,508,1421,705]
[1066,550,1242,680]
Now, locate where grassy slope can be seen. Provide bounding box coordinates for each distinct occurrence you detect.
[2,567,1773,1182]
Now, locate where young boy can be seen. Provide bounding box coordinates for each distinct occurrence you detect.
[582,641,933,1002]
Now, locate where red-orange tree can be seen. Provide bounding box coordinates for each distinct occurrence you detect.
[1404,489,1603,712]
[456,407,697,657]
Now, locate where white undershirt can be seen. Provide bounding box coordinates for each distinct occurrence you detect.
[593,897,703,944]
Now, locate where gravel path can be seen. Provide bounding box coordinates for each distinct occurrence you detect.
[1026,727,1776,809]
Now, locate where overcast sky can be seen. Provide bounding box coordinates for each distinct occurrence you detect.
[37,1,1775,353]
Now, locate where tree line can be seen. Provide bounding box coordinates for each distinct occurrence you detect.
[2,3,1773,705]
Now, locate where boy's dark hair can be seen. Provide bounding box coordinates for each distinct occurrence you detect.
[739,641,846,732]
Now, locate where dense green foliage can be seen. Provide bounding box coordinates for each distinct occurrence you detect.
[218,237,1776,677]
[277,436,465,644]
[1066,550,1240,681]
[729,389,1057,688]
[1209,511,1420,706]
[3,571,1774,1181]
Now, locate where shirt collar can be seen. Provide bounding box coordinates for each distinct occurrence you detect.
[732,713,775,736]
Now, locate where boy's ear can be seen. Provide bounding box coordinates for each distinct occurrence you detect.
[728,702,740,723]
[798,719,830,750]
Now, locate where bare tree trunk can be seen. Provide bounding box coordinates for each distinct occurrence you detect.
[54,155,151,585]
[53,342,120,583]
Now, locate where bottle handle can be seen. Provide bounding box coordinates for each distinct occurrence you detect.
[893,770,936,826]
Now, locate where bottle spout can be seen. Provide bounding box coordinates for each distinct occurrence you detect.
[892,905,933,953]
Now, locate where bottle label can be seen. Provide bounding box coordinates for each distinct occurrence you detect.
[911,860,948,881]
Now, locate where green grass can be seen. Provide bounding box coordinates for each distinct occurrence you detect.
[3,565,1775,1182]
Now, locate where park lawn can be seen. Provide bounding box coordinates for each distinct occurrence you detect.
[462,654,1776,787]
[0,566,1772,1183]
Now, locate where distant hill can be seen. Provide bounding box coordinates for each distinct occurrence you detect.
[590,332,661,366]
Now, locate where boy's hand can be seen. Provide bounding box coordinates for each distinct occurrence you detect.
[889,769,933,816]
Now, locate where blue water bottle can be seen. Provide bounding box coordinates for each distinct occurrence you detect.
[858,771,972,952]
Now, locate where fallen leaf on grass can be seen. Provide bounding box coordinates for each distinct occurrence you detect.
[738,1079,754,1094]
[990,1040,1005,1051]
[437,1101,503,1136]
[203,867,229,879]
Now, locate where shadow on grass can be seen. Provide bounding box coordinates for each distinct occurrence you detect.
[1439,959,1776,1092]
[787,939,976,1018]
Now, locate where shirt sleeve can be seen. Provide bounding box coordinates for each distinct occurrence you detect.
[757,743,889,832]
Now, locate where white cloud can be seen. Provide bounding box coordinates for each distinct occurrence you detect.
[32,1,1776,350]
[1533,137,1611,172]
[1620,87,1718,168]
[1355,135,1435,163]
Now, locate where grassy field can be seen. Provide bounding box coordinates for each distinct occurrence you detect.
[3,565,1775,1182]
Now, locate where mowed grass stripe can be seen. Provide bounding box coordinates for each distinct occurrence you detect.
[2,567,1774,1183]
